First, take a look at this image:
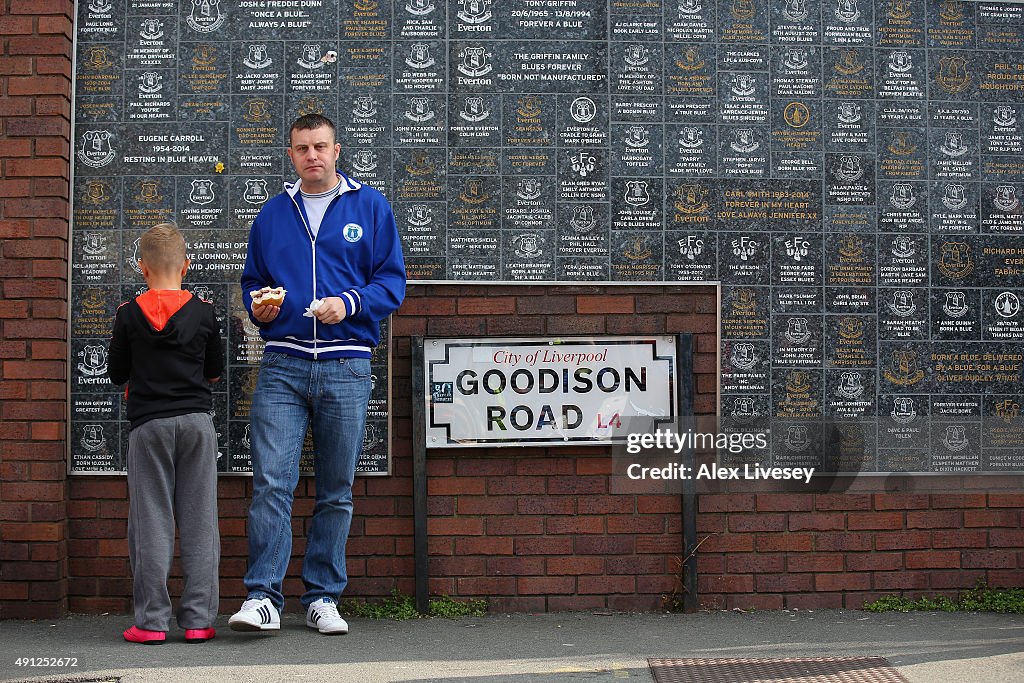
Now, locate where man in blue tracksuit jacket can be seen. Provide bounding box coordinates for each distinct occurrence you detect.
[230,114,405,636]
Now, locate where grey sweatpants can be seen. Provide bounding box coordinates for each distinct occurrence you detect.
[127,412,220,631]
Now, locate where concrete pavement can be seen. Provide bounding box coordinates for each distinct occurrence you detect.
[1,609,1022,682]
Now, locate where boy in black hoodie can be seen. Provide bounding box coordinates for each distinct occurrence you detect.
[108,223,224,644]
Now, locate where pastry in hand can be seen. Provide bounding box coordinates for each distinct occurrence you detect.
[250,286,287,307]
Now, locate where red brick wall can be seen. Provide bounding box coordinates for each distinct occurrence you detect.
[696,484,1024,610]
[0,0,74,619]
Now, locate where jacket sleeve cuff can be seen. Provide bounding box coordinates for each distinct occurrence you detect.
[341,289,362,318]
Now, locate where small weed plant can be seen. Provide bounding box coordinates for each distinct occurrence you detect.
[864,582,1024,614]
[341,590,487,620]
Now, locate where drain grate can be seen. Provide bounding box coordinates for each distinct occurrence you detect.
[649,657,910,683]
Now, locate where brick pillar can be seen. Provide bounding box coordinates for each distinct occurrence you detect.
[0,0,74,618]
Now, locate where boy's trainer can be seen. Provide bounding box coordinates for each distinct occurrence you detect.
[228,597,280,631]
[306,597,349,634]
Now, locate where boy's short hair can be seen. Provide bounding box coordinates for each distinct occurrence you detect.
[289,114,336,145]
[139,223,187,274]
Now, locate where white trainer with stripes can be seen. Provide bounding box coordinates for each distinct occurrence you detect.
[228,597,281,632]
[306,597,349,635]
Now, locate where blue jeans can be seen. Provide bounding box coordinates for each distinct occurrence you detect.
[244,352,371,610]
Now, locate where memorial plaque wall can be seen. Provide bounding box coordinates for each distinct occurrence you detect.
[71,0,1024,473]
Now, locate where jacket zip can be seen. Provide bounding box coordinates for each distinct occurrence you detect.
[289,192,319,358]
[288,188,344,360]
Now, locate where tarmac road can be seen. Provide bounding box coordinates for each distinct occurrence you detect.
[1,609,1022,683]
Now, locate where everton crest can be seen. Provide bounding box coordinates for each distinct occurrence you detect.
[782,0,808,22]
[889,183,916,210]
[624,45,649,68]
[406,43,435,69]
[623,236,652,261]
[139,18,164,40]
[460,96,489,122]
[84,45,113,70]
[186,0,224,34]
[942,291,968,318]
[941,183,968,211]
[513,233,542,258]
[888,50,912,74]
[570,97,597,123]
[675,46,704,72]
[244,44,271,70]
[993,105,1017,129]
[675,184,709,215]
[82,180,111,205]
[940,131,968,158]
[351,150,378,173]
[516,179,542,201]
[785,317,811,344]
[942,425,968,452]
[457,0,492,24]
[836,101,862,124]
[138,72,163,94]
[624,180,650,207]
[297,96,325,118]
[731,396,756,421]
[889,290,916,317]
[457,46,492,77]
[406,0,435,15]
[407,204,433,227]
[730,128,759,154]
[730,342,757,370]
[731,0,755,21]
[938,241,973,280]
[459,179,488,204]
[354,96,378,120]
[883,349,924,386]
[570,205,597,233]
[243,99,272,124]
[78,130,115,168]
[888,0,912,20]
[782,48,808,72]
[82,232,107,257]
[730,73,756,97]
[243,178,269,205]
[786,425,810,451]
[80,424,107,453]
[836,371,864,400]
[937,55,971,95]
[134,180,162,204]
[405,97,435,122]
[298,44,326,70]
[993,185,1019,213]
[678,127,704,149]
[189,179,215,206]
[833,154,864,182]
[891,397,916,425]
[678,0,703,15]
[835,0,861,23]
[78,345,108,378]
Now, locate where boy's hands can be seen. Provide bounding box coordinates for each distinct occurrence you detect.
[252,303,280,323]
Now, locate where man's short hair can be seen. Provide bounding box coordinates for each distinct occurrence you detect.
[289,114,336,145]
[139,223,187,274]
